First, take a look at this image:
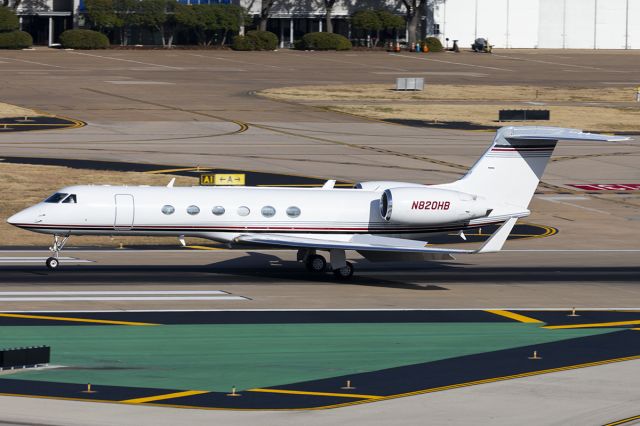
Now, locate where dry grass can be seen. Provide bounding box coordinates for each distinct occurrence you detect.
[0,102,40,119]
[260,84,640,103]
[326,104,640,132]
[0,162,200,246]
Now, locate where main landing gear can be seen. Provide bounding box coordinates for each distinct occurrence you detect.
[299,249,354,280]
[46,235,68,270]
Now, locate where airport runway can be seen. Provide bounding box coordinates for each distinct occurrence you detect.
[0,248,639,310]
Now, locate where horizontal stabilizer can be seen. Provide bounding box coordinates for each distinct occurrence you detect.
[503,126,630,142]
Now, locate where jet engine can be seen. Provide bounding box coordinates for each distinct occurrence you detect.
[380,187,491,225]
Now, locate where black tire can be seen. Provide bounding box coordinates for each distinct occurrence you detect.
[46,257,59,270]
[333,261,354,280]
[305,254,326,273]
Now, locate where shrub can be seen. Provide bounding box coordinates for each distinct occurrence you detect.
[246,30,278,50]
[0,6,19,32]
[0,31,33,49]
[423,36,443,52]
[297,32,352,51]
[59,29,109,49]
[232,30,278,51]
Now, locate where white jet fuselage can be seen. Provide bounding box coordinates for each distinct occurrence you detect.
[9,185,499,243]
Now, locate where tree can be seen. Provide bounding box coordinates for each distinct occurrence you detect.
[377,10,404,41]
[258,0,274,31]
[1,0,21,11]
[0,5,18,31]
[323,0,337,33]
[352,9,381,45]
[137,0,177,47]
[216,4,242,46]
[111,0,138,45]
[85,0,121,33]
[401,0,426,45]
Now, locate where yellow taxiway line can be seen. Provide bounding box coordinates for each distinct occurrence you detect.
[485,310,544,324]
[603,414,640,426]
[545,320,640,330]
[0,313,158,326]
[122,390,209,404]
[249,388,380,399]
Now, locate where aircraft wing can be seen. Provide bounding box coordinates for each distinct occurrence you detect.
[233,217,518,255]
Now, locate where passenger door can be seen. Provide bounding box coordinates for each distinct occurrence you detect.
[114,194,135,230]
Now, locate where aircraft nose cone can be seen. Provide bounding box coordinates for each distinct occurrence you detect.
[7,210,29,226]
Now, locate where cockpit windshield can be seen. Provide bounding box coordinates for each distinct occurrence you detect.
[62,194,77,204]
[44,193,68,203]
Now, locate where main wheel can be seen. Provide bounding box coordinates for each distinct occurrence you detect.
[305,254,326,273]
[45,257,59,270]
[333,261,354,280]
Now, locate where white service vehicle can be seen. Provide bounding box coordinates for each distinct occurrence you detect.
[7,127,628,279]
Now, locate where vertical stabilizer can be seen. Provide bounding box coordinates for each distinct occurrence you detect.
[439,126,628,209]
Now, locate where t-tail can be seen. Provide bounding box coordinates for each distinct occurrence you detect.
[438,126,629,211]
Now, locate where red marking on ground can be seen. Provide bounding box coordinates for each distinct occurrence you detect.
[569,184,640,191]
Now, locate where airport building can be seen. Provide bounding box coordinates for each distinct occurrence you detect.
[5,0,640,48]
[434,0,640,49]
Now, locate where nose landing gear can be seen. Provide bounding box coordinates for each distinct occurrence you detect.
[46,235,69,270]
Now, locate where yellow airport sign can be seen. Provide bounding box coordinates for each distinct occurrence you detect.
[200,173,245,186]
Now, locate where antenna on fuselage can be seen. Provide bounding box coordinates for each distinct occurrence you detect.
[167,178,175,188]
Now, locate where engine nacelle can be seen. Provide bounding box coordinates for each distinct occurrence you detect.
[380,187,491,225]
[354,181,426,191]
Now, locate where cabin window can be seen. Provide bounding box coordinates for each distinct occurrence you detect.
[44,193,68,203]
[187,205,200,215]
[237,206,250,216]
[261,206,276,218]
[286,206,301,218]
[62,194,77,204]
[161,205,175,215]
[212,206,225,216]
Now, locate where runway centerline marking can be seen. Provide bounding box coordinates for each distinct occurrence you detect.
[544,320,640,330]
[249,388,381,399]
[485,310,543,324]
[0,313,158,326]
[122,390,209,404]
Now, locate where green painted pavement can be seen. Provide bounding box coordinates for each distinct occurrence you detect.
[0,323,611,391]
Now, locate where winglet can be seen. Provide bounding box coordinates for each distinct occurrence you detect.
[167,178,175,188]
[476,217,518,254]
[322,180,336,189]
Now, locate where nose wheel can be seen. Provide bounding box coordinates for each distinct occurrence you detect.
[46,235,69,270]
[45,257,59,270]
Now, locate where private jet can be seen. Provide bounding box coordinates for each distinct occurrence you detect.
[7,127,628,279]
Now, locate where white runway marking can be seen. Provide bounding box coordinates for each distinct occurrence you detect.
[0,291,229,295]
[0,290,248,302]
[388,53,513,72]
[0,296,246,301]
[105,80,174,85]
[0,257,93,264]
[69,51,182,70]
[0,56,66,68]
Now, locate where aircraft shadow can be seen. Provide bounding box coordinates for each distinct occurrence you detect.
[1,251,639,290]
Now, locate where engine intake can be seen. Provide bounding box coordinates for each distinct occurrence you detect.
[380,187,490,225]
